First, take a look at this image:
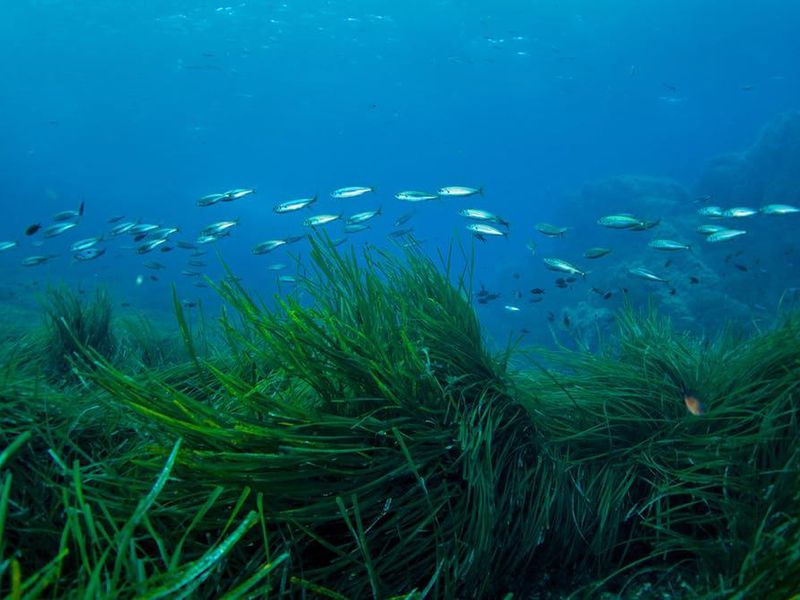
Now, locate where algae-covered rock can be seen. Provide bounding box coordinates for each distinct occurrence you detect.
[697,110,800,204]
[581,174,691,214]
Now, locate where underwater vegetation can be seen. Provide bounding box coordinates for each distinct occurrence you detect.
[1,238,799,598]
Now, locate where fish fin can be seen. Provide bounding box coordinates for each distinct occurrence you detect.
[478,186,484,195]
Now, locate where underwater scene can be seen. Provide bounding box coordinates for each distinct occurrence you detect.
[2,1,800,597]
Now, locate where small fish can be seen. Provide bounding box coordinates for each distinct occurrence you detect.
[252,239,288,255]
[554,279,569,289]
[191,249,207,256]
[149,275,159,281]
[133,233,148,242]
[395,190,439,202]
[504,305,521,312]
[689,276,700,284]
[182,270,202,277]
[760,203,800,215]
[696,224,728,235]
[267,263,287,271]
[151,227,180,239]
[345,223,370,233]
[529,297,544,303]
[137,239,168,254]
[347,208,382,224]
[603,291,613,300]
[74,247,105,261]
[734,263,748,272]
[274,196,317,213]
[304,214,341,227]
[467,223,507,239]
[530,288,545,294]
[543,258,586,278]
[43,222,78,238]
[176,241,198,250]
[284,235,306,245]
[107,215,125,223]
[182,300,198,308]
[197,193,225,207]
[196,235,220,245]
[723,207,758,218]
[22,255,56,266]
[53,201,85,221]
[597,215,642,229]
[648,239,691,252]
[221,188,256,201]
[110,221,137,236]
[697,206,724,217]
[629,219,661,231]
[160,246,173,253]
[331,186,374,199]
[664,259,673,268]
[194,282,208,288]
[437,186,482,197]
[0,241,19,251]
[144,261,166,270]
[130,223,160,235]
[278,275,297,284]
[70,236,103,252]
[201,219,239,236]
[563,314,571,327]
[584,247,612,259]
[684,394,705,416]
[25,223,41,236]
[535,223,568,237]
[394,212,414,227]
[706,229,746,243]
[628,267,668,283]
[526,240,537,255]
[459,208,509,227]
[188,259,206,267]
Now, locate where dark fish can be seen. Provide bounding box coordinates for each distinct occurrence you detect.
[591,287,605,295]
[512,273,520,279]
[182,301,198,308]
[108,215,125,223]
[513,290,522,299]
[565,276,577,283]
[603,291,613,300]
[521,328,530,334]
[133,233,147,242]
[394,212,415,227]
[546,311,556,323]
[389,228,414,238]
[530,288,545,294]
[485,293,500,301]
[669,288,677,295]
[554,280,568,289]
[529,297,543,303]
[160,246,173,252]
[689,276,700,284]
[149,275,159,281]
[734,263,748,272]
[664,259,673,268]
[477,285,489,297]
[25,223,42,236]
[563,314,571,327]
[478,298,488,305]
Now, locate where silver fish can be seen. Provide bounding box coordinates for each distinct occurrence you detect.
[697,206,724,217]
[696,224,728,235]
[196,235,220,245]
[137,239,168,254]
[437,186,482,197]
[222,188,255,201]
[201,220,239,236]
[43,222,78,238]
[395,190,439,202]
[760,203,800,215]
[503,305,521,312]
[347,208,381,224]
[70,236,103,252]
[130,223,160,235]
[53,201,85,221]
[459,208,509,227]
[345,223,370,233]
[267,263,287,271]
[274,196,317,214]
[648,239,691,252]
[628,267,668,283]
[182,270,202,277]
[22,255,56,266]
[543,258,586,278]
[150,227,180,239]
[467,223,507,238]
[252,240,288,255]
[144,261,166,269]
[0,241,19,251]
[535,223,567,237]
[197,193,225,207]
[74,247,105,261]
[304,214,341,227]
[723,207,757,218]
[278,275,297,284]
[706,229,746,243]
[597,215,642,229]
[110,221,137,236]
[331,186,374,199]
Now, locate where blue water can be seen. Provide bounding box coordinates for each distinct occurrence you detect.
[2,1,799,345]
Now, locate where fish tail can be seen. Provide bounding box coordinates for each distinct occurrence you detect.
[79,200,85,216]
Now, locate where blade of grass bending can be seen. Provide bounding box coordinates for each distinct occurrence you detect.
[219,552,289,600]
[392,427,430,500]
[0,431,32,470]
[140,510,259,600]
[111,438,182,585]
[336,495,380,600]
[0,473,11,555]
[169,486,225,570]
[172,286,200,369]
